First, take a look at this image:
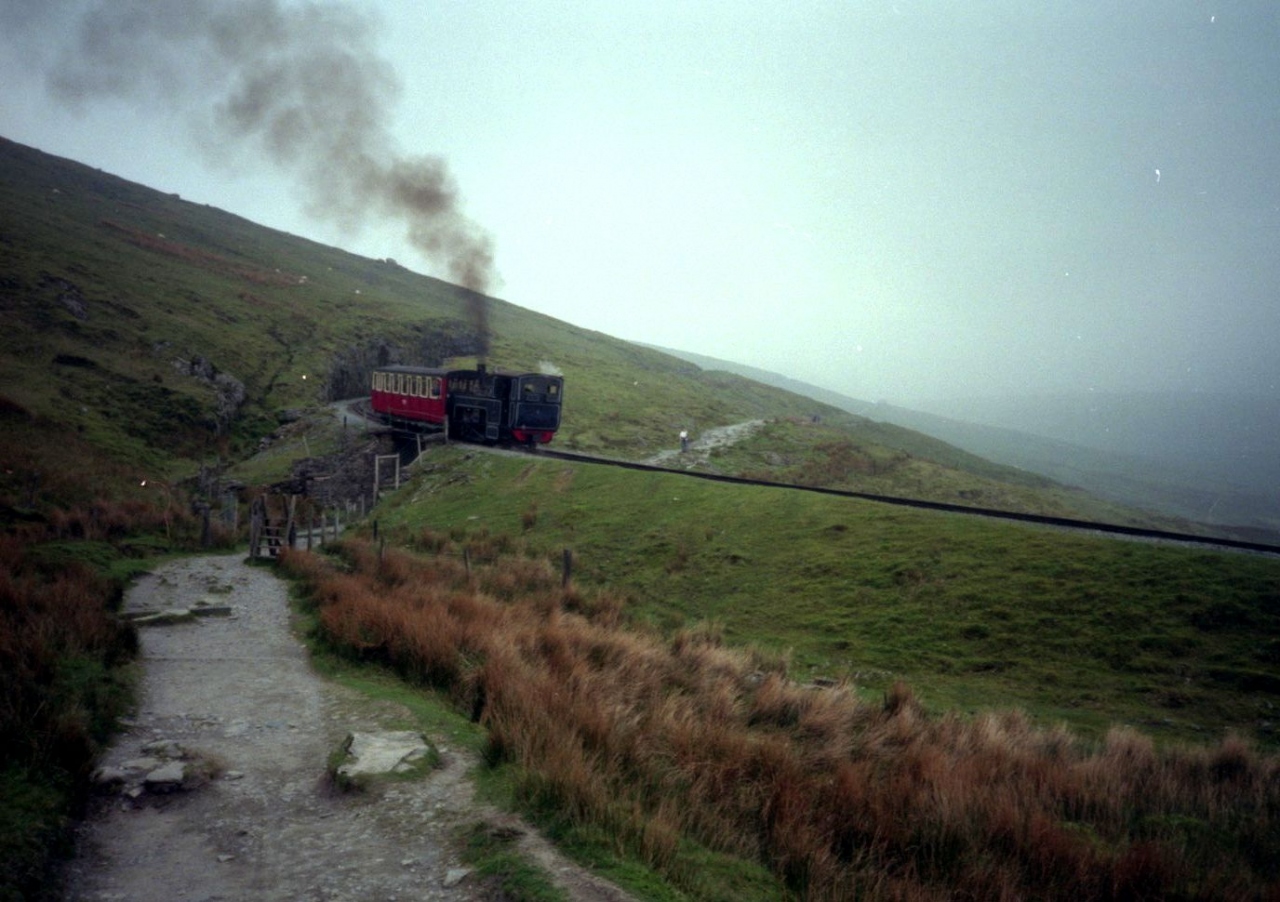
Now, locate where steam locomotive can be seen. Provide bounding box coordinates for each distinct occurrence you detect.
[370,364,564,445]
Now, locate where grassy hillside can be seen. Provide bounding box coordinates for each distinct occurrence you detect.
[649,344,1280,541]
[0,136,483,474]
[284,536,1280,901]
[0,133,815,460]
[6,136,1279,898]
[371,447,1280,751]
[1,135,1195,529]
[672,415,1190,528]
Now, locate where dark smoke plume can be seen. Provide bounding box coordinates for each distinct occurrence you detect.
[14,0,494,350]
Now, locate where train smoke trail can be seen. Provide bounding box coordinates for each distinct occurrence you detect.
[8,0,493,354]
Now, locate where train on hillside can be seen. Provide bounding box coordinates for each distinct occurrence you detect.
[370,363,564,446]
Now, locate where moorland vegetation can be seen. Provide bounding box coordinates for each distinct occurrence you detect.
[0,480,224,899]
[281,535,1279,900]
[3,135,1279,899]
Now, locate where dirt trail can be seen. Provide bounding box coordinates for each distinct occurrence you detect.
[643,419,765,468]
[62,553,633,902]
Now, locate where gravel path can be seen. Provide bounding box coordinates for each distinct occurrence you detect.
[644,419,765,468]
[62,553,634,902]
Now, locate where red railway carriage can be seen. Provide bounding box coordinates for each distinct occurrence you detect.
[370,364,563,445]
[370,365,448,427]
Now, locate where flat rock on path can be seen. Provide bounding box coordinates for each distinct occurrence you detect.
[61,553,634,902]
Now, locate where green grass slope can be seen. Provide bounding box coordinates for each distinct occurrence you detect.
[375,447,1280,750]
[675,414,1193,528]
[0,136,485,470]
[1,135,1189,528]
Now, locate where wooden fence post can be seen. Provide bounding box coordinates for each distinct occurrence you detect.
[284,496,297,551]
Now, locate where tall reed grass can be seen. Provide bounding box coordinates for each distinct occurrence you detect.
[283,539,1280,900]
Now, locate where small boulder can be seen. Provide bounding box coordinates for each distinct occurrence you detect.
[335,731,432,782]
[443,867,472,888]
[92,765,130,788]
[144,761,188,792]
[142,739,185,759]
[129,608,197,626]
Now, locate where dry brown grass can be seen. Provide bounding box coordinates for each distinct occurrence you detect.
[282,539,1280,900]
[99,219,304,287]
[0,465,233,899]
[0,539,139,899]
[0,553,136,778]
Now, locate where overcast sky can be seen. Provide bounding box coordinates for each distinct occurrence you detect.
[2,0,1278,405]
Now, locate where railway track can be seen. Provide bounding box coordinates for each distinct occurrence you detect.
[347,395,1278,557]
[532,447,1280,557]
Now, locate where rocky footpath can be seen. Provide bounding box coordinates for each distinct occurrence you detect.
[62,553,633,902]
[643,419,766,469]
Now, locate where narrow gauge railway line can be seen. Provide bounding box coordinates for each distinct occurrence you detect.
[530,447,1280,557]
[354,395,1278,557]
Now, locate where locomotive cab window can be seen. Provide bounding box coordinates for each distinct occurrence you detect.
[520,377,561,399]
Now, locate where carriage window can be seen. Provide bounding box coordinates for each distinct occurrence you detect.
[413,375,424,397]
[430,377,441,398]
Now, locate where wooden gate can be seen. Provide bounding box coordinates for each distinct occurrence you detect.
[248,495,296,559]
